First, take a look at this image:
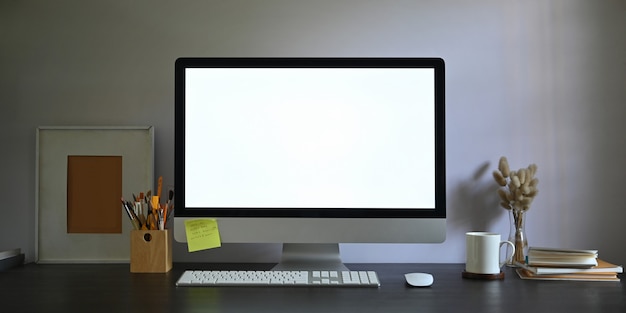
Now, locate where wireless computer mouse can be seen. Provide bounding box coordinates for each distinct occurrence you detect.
[405,272,434,287]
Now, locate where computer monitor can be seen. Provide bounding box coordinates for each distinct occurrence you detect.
[174,57,446,270]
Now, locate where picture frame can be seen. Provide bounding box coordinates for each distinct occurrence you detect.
[35,126,154,263]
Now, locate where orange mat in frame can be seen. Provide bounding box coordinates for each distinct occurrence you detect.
[66,155,122,233]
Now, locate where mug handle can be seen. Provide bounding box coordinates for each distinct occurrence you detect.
[499,240,516,268]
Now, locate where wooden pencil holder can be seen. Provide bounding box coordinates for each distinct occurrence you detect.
[130,229,172,273]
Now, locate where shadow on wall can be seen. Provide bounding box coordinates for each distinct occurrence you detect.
[449,161,505,232]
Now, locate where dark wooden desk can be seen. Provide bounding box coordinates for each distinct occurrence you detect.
[1,263,623,312]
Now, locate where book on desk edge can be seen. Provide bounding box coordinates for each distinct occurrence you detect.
[526,258,598,267]
[516,268,621,282]
[515,259,623,275]
[526,246,599,267]
[528,247,598,256]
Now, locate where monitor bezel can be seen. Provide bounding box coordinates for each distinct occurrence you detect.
[174,57,445,219]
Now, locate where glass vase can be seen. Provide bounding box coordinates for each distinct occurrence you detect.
[506,208,528,267]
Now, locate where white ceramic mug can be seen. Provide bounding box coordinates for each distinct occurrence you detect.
[465,232,515,274]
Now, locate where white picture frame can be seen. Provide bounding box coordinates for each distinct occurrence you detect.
[36,126,154,263]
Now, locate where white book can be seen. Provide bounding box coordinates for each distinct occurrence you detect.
[515,259,623,275]
[528,247,598,257]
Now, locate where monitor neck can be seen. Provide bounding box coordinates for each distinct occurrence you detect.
[271,243,349,271]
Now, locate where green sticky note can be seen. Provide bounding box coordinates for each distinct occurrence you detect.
[184,219,222,252]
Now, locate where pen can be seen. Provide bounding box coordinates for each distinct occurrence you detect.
[145,190,151,206]
[122,198,133,220]
[157,176,163,199]
[164,190,174,228]
[147,213,156,230]
[134,201,145,226]
[121,198,141,230]
[159,204,167,230]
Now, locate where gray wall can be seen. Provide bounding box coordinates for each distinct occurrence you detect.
[2,0,625,264]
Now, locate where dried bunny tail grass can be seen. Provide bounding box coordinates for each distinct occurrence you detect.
[497,189,509,202]
[494,156,539,212]
[511,175,521,188]
[508,179,518,193]
[498,157,510,177]
[520,197,533,206]
[521,185,531,195]
[506,190,515,202]
[518,168,527,184]
[528,163,538,177]
[493,170,507,186]
[500,201,512,210]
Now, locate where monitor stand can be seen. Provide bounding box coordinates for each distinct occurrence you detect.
[271,243,350,271]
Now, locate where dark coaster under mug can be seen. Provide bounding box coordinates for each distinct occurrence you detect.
[461,271,505,280]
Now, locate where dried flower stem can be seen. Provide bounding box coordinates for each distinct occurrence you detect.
[494,156,539,264]
[511,208,526,264]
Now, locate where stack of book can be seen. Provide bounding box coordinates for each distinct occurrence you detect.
[515,247,622,281]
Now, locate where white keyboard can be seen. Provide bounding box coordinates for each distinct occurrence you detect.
[176,270,381,287]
